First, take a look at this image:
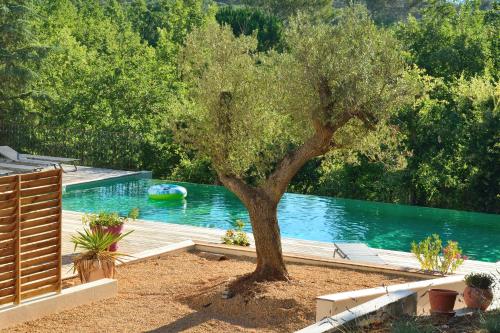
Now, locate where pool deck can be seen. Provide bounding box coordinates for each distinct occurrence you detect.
[61,167,500,277]
[62,165,149,186]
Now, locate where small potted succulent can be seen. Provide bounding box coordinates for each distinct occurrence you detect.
[222,220,250,247]
[464,273,495,311]
[71,228,132,283]
[83,212,128,251]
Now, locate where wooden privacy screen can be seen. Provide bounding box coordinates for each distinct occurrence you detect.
[0,169,62,306]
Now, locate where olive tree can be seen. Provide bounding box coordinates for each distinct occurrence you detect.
[177,8,412,281]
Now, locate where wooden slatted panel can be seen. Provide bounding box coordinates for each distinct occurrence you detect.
[14,175,20,304]
[0,169,62,307]
[0,174,17,306]
[19,170,62,303]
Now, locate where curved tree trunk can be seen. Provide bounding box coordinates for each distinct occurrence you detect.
[246,197,288,281]
[216,109,353,283]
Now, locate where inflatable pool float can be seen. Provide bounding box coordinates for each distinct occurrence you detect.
[148,184,187,200]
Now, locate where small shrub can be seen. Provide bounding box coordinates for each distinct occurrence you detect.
[465,273,495,289]
[480,310,500,333]
[82,212,127,228]
[222,220,250,247]
[128,208,140,220]
[411,234,467,275]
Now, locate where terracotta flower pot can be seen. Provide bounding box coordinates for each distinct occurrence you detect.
[106,224,124,252]
[429,289,458,314]
[90,224,124,252]
[77,260,115,283]
[464,286,493,310]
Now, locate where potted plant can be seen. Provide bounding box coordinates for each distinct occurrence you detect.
[428,289,459,316]
[83,212,128,251]
[464,273,495,310]
[71,228,132,283]
[412,234,468,316]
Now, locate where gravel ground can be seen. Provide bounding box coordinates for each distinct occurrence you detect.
[5,251,417,333]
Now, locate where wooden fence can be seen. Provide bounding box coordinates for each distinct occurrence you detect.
[0,169,62,306]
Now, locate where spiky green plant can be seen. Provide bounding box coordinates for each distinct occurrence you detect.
[71,228,132,278]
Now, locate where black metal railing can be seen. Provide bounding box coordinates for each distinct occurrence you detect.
[0,122,165,171]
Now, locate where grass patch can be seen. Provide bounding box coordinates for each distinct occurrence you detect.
[481,310,500,333]
[392,318,436,333]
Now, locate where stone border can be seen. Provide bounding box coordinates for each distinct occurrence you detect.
[62,241,434,281]
[195,242,435,279]
[0,279,117,330]
[123,240,196,265]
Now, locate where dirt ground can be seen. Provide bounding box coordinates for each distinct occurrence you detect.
[5,251,417,333]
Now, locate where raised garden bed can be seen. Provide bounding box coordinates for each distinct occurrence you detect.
[3,251,417,332]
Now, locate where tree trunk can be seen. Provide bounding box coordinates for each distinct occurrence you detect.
[246,195,289,281]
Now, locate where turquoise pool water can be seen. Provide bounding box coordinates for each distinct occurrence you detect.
[63,177,500,262]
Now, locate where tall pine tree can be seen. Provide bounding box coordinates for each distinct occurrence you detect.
[0,0,42,124]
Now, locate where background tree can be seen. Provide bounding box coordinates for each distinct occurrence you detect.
[0,0,43,122]
[216,6,283,51]
[347,0,426,25]
[178,7,412,281]
[396,0,497,80]
[2,0,211,175]
[125,0,212,47]
[240,0,334,20]
[299,0,499,213]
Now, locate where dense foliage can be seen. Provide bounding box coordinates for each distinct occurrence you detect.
[0,0,44,121]
[292,0,500,213]
[0,0,498,214]
[216,6,283,51]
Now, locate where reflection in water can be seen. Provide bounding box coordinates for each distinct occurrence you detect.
[63,179,500,262]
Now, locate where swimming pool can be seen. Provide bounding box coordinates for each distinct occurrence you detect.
[63,176,500,262]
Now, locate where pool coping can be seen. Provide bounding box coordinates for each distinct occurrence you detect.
[63,170,152,190]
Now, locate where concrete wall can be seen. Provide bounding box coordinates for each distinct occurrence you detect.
[316,275,467,321]
[298,290,417,333]
[0,279,117,330]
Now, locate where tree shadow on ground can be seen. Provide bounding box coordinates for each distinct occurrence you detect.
[145,274,308,332]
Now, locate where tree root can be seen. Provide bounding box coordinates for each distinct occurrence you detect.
[226,269,291,297]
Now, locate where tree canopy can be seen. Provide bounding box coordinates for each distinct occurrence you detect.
[177,6,413,279]
[215,6,283,51]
